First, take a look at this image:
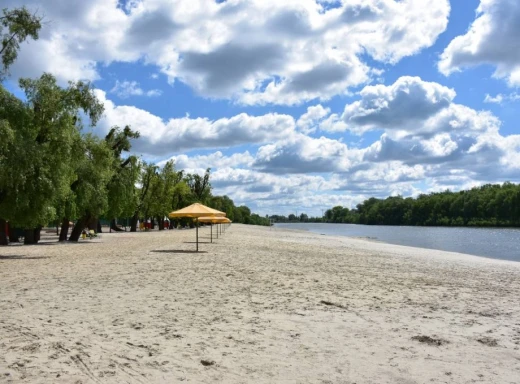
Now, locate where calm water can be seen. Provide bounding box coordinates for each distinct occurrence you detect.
[274,223,520,262]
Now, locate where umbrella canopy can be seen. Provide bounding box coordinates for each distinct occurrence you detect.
[198,216,229,223]
[169,203,225,218]
[198,216,231,243]
[168,203,226,251]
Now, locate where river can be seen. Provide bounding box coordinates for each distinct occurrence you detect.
[273,223,520,262]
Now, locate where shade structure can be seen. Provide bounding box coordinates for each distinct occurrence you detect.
[168,203,226,251]
[198,216,230,243]
[198,216,229,223]
[168,203,225,218]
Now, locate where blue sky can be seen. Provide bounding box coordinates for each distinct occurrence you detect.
[5,0,520,216]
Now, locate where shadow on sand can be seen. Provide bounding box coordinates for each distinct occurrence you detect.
[151,250,208,254]
[0,255,50,260]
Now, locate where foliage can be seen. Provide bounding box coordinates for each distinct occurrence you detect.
[185,168,212,204]
[0,6,42,78]
[317,183,520,227]
[0,73,104,229]
[104,126,141,221]
[65,135,116,221]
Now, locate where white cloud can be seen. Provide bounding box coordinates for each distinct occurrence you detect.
[110,80,162,98]
[94,90,297,155]
[439,0,520,86]
[161,151,254,169]
[91,74,519,216]
[319,113,348,132]
[484,94,504,104]
[6,0,450,105]
[145,89,162,97]
[296,104,330,133]
[341,76,456,134]
[484,92,520,104]
[253,134,357,174]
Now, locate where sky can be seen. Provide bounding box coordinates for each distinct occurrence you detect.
[4,0,520,217]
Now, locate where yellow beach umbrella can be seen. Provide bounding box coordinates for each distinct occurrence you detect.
[198,216,230,243]
[169,203,225,251]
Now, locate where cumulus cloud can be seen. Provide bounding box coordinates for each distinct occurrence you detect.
[253,134,357,174]
[339,78,513,182]
[110,80,162,98]
[341,76,456,134]
[92,73,519,216]
[6,0,449,104]
[296,104,330,133]
[94,90,296,155]
[439,0,520,86]
[484,92,520,104]
[319,113,348,132]
[160,151,254,170]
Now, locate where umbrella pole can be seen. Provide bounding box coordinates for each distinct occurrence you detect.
[211,224,212,243]
[196,218,199,252]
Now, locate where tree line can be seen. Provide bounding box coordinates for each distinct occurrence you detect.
[270,183,520,227]
[323,183,520,227]
[0,6,269,246]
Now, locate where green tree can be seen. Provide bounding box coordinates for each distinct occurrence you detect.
[66,135,116,242]
[141,160,184,230]
[130,162,157,232]
[103,126,141,231]
[185,168,212,203]
[1,6,42,78]
[0,73,104,244]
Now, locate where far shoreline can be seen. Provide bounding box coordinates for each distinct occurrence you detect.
[273,222,520,264]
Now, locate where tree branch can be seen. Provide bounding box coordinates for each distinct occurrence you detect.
[0,32,18,56]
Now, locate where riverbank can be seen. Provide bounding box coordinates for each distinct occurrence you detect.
[275,222,520,261]
[1,224,519,383]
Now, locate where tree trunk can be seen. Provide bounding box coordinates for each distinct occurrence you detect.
[130,213,138,232]
[35,227,41,243]
[24,228,40,245]
[110,219,124,232]
[97,220,102,233]
[151,218,156,230]
[7,222,19,243]
[88,218,97,231]
[158,217,164,230]
[69,214,91,242]
[0,218,8,246]
[59,218,70,242]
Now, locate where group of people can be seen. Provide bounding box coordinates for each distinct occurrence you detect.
[137,219,171,231]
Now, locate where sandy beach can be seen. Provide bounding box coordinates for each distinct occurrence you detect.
[1,224,519,383]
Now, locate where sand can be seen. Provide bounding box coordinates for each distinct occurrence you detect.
[0,224,519,383]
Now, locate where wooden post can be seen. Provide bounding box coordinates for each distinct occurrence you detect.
[196,218,199,252]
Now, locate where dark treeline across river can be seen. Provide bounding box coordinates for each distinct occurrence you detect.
[271,183,520,228]
[274,223,520,262]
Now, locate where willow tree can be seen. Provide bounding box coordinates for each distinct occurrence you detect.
[140,160,187,230]
[66,135,116,242]
[104,126,141,231]
[0,86,28,244]
[0,5,42,244]
[130,162,157,232]
[210,195,236,220]
[185,168,212,204]
[1,6,42,78]
[0,74,104,244]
